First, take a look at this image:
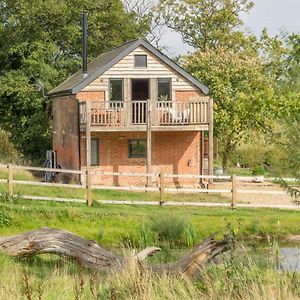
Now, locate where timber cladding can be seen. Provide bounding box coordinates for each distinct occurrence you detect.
[80,131,202,187]
[81,46,205,94]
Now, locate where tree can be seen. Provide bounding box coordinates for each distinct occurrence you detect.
[181,48,276,171]
[0,0,150,161]
[273,35,300,200]
[157,0,294,172]
[158,0,254,51]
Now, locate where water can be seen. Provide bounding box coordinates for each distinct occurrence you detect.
[242,241,300,272]
[280,247,300,272]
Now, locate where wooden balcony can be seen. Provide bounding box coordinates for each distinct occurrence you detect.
[79,100,211,132]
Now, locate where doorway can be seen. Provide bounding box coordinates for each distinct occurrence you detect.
[131,79,149,124]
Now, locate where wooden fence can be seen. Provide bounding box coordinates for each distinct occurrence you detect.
[0,164,295,209]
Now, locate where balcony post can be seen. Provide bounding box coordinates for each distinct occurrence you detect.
[208,98,214,185]
[146,99,152,186]
[124,78,131,127]
[150,78,157,126]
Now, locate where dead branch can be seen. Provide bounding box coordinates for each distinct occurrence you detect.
[0,228,230,278]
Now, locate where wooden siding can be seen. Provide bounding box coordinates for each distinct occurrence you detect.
[81,46,206,101]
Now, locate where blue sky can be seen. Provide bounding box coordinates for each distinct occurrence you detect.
[160,0,300,56]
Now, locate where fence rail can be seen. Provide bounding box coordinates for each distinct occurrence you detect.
[0,164,296,209]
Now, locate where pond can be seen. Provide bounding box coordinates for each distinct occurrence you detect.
[280,247,300,272]
[145,240,300,273]
[233,240,300,272]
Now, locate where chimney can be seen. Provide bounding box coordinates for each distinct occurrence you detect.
[82,12,88,78]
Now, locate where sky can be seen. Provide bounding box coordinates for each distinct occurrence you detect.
[160,0,300,56]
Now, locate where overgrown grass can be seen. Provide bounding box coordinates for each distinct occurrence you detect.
[0,242,300,300]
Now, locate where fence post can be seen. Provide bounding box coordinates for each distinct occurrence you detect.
[7,164,13,199]
[86,168,92,206]
[159,171,165,206]
[231,175,237,210]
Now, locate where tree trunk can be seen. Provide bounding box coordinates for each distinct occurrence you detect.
[0,228,231,279]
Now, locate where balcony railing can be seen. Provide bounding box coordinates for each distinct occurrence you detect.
[79,100,209,128]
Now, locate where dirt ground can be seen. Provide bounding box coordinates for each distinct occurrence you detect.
[213,179,296,205]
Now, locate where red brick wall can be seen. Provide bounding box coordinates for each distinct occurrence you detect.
[52,96,80,175]
[80,131,201,187]
[76,91,105,101]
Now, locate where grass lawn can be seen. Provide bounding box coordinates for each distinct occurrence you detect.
[1,197,299,247]
[1,197,300,299]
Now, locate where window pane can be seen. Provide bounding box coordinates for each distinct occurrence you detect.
[91,139,99,166]
[158,78,171,101]
[135,55,147,67]
[110,79,123,101]
[129,140,147,158]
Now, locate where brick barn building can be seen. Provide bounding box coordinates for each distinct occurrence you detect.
[48,38,214,187]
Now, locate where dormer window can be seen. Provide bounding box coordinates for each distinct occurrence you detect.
[134,55,147,67]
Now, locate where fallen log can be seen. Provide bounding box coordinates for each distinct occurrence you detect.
[0,228,230,278]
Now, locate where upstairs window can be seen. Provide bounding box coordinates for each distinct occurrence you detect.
[109,79,123,101]
[109,78,123,108]
[128,140,147,158]
[157,78,171,101]
[134,55,147,67]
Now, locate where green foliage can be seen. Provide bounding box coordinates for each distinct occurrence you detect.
[182,48,276,171]
[0,0,151,160]
[0,209,11,227]
[233,135,266,169]
[0,128,24,164]
[149,215,186,245]
[138,223,157,247]
[184,222,198,248]
[148,215,198,247]
[251,166,265,176]
[158,0,254,51]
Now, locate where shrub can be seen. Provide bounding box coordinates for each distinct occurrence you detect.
[252,166,265,176]
[149,215,186,246]
[0,128,24,164]
[148,215,198,247]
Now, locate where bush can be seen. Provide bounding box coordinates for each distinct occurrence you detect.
[150,215,186,245]
[0,129,24,164]
[148,215,198,247]
[252,166,265,176]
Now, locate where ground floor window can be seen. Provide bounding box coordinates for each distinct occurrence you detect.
[91,139,99,166]
[128,139,147,158]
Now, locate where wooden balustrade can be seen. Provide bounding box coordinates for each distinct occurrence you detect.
[80,99,209,128]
